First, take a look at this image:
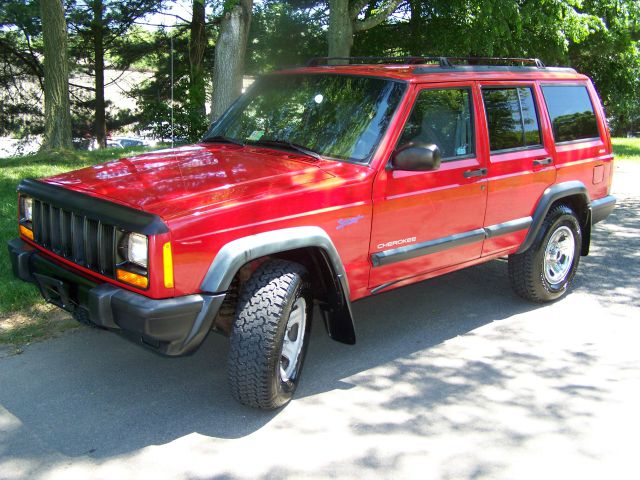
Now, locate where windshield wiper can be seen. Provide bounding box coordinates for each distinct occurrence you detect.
[202,135,245,147]
[251,139,322,161]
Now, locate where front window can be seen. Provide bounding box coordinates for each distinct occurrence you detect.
[397,87,474,160]
[204,74,406,163]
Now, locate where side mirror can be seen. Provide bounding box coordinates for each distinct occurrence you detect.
[391,143,442,171]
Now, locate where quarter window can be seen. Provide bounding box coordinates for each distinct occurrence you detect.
[397,88,474,160]
[482,87,542,152]
[542,85,599,143]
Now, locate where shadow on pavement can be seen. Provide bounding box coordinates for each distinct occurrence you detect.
[0,260,541,461]
[0,184,636,471]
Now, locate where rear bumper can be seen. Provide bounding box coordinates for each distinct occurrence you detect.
[591,195,616,224]
[8,238,224,356]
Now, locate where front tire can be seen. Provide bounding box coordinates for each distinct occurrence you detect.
[508,204,582,303]
[227,260,312,409]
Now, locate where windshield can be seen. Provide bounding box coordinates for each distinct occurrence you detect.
[203,74,406,163]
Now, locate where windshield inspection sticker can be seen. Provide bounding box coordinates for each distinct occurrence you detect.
[337,215,365,230]
[247,130,264,141]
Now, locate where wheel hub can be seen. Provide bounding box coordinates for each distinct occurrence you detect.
[543,226,575,285]
[280,297,307,382]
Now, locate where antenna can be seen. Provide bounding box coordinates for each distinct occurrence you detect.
[170,33,174,148]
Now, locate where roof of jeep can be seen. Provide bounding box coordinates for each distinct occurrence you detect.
[278,64,589,83]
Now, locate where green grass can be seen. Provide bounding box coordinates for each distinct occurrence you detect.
[0,308,79,347]
[0,146,154,317]
[612,137,640,161]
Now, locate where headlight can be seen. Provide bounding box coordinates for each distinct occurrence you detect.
[126,233,148,268]
[20,196,33,222]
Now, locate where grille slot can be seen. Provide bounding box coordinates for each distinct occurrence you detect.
[41,200,51,247]
[29,198,119,279]
[50,206,62,254]
[71,213,85,265]
[97,222,116,276]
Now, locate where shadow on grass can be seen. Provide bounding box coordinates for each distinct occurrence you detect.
[612,138,640,160]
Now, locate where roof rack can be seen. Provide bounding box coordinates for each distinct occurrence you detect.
[301,55,579,75]
[306,56,454,68]
[445,57,546,68]
[306,55,547,69]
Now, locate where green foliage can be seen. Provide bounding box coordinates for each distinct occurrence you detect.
[1,0,639,140]
[353,0,604,60]
[131,28,212,142]
[0,0,166,139]
[568,0,640,134]
[348,0,639,135]
[247,1,326,73]
[0,0,44,137]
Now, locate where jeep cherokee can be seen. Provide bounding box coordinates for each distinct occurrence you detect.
[9,57,616,409]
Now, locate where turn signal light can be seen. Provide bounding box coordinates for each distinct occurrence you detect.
[19,224,34,240]
[163,242,174,288]
[116,268,148,289]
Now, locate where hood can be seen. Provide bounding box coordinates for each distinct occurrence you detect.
[43,143,335,219]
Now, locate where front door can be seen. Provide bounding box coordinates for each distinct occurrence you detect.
[369,83,488,290]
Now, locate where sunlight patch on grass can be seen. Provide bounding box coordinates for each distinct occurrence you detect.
[613,137,640,162]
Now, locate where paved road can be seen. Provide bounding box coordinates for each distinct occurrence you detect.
[1,162,638,480]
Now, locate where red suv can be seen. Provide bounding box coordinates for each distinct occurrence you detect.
[9,57,615,409]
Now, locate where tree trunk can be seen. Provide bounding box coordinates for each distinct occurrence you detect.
[328,0,353,61]
[189,0,207,118]
[408,0,423,56]
[92,0,106,149]
[39,0,72,151]
[210,0,253,122]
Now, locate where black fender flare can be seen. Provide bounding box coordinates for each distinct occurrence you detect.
[200,226,356,344]
[516,180,591,254]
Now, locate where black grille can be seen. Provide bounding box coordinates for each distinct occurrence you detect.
[32,198,121,278]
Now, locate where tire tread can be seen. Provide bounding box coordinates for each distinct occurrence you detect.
[227,259,308,409]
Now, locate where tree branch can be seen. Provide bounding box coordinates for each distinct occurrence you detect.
[0,37,44,90]
[353,0,403,32]
[70,81,96,91]
[349,0,371,20]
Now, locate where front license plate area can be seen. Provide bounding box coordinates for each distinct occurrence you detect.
[33,273,73,311]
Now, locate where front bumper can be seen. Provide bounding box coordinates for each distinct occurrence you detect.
[8,238,225,356]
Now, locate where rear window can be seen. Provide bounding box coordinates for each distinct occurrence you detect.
[541,85,599,143]
[482,87,541,152]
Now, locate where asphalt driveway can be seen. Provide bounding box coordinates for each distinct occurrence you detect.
[1,161,638,480]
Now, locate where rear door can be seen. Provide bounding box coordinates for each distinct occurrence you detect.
[368,82,488,290]
[479,82,557,256]
[540,82,612,201]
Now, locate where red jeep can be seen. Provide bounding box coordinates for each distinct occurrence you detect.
[9,57,615,409]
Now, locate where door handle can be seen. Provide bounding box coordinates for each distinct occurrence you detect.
[533,157,553,166]
[463,168,487,178]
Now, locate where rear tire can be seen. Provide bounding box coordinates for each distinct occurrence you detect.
[508,204,581,303]
[227,259,312,409]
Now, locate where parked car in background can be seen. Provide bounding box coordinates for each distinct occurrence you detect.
[87,136,155,150]
[107,137,149,148]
